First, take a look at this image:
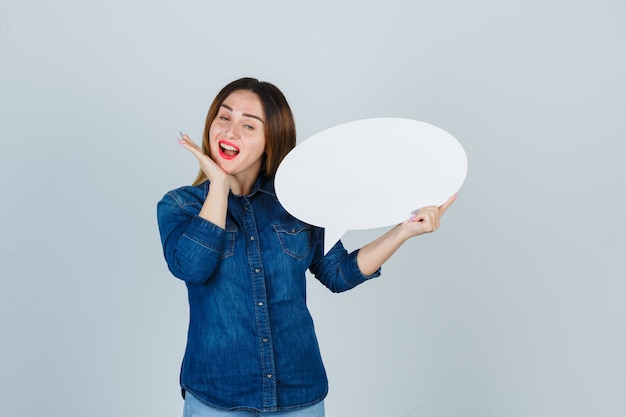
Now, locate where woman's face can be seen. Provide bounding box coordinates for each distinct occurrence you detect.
[209,89,266,181]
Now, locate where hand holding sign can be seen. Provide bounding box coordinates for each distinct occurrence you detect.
[274,118,468,253]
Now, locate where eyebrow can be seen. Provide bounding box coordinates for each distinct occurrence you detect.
[220,104,264,124]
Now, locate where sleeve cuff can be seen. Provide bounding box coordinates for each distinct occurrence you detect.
[179,216,226,254]
[341,249,381,287]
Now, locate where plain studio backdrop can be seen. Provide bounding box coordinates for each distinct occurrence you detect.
[1,1,624,416]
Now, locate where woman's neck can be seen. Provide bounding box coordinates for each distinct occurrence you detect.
[229,171,260,196]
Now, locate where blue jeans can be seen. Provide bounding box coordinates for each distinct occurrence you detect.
[183,392,325,417]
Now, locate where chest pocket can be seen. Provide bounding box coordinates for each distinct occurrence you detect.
[273,223,312,260]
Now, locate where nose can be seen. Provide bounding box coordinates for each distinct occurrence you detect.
[226,123,241,139]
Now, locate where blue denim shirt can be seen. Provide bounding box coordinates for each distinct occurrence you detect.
[156,174,380,412]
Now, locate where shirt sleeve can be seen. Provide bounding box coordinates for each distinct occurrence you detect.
[157,193,226,284]
[309,238,381,293]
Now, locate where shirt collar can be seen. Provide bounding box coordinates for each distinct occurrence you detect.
[250,174,278,200]
[201,174,277,200]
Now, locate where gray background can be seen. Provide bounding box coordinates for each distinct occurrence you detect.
[1,1,624,416]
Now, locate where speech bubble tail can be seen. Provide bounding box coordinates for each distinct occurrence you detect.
[323,228,346,255]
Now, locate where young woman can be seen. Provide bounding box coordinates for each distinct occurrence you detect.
[157,77,455,417]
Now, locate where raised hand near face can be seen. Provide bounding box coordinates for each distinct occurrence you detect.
[177,133,231,190]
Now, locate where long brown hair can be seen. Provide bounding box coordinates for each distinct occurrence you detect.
[192,78,296,186]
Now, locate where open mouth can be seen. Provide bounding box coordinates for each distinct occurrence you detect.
[218,141,240,159]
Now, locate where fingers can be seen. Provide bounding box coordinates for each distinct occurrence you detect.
[407,194,457,235]
[177,132,203,155]
[438,194,457,215]
[177,131,230,186]
[408,207,439,232]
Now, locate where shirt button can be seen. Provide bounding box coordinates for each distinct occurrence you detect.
[255,268,261,273]
[244,206,248,211]
[266,374,273,379]
[262,338,268,343]
[291,228,295,233]
[250,236,255,241]
[257,302,264,306]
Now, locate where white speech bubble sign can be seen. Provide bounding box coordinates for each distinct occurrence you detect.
[275,118,468,254]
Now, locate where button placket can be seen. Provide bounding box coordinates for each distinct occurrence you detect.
[237,195,277,408]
